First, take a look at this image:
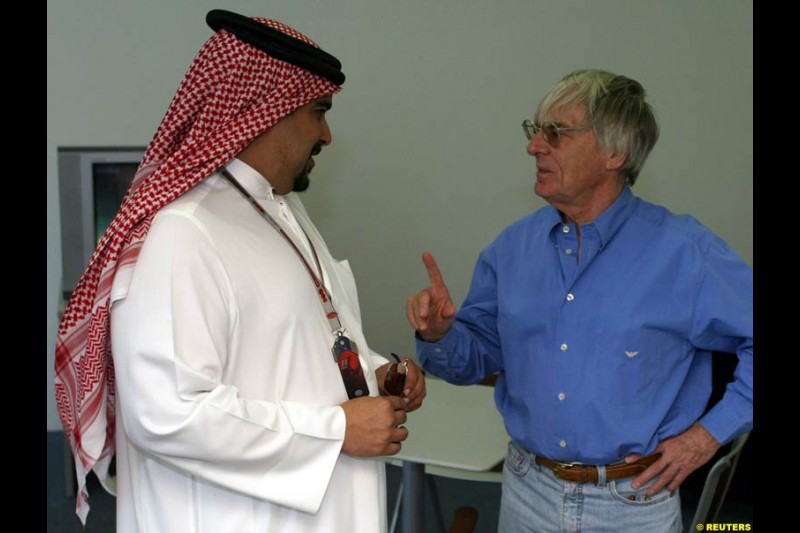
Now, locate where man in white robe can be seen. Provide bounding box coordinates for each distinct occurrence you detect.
[55,10,425,532]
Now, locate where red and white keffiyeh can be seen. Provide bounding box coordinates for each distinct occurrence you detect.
[54,16,341,523]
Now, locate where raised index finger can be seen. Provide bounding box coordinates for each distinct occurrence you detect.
[422,251,447,289]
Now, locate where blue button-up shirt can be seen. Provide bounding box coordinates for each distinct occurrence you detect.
[418,187,752,464]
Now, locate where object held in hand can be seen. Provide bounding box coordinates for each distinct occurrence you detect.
[384,353,409,396]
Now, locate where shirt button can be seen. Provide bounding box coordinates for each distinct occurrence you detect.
[562,225,570,233]
[566,293,574,301]
[565,248,573,255]
[559,440,567,448]
[560,343,568,351]
[558,393,566,401]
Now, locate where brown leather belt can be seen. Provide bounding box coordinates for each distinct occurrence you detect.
[535,453,661,484]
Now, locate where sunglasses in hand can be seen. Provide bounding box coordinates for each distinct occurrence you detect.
[384,353,409,396]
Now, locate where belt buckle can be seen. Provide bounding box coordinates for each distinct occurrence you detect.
[554,461,578,470]
[550,460,599,484]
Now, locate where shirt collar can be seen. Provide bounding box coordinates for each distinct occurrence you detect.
[591,185,636,248]
[223,157,280,201]
[547,186,637,248]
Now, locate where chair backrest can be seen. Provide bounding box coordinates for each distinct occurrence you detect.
[690,431,750,527]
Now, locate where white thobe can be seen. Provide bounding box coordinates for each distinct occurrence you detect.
[110,158,388,532]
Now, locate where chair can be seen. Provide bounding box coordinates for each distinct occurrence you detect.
[690,431,751,527]
[686,350,751,525]
[387,373,503,533]
[387,456,503,533]
[434,373,503,532]
[430,462,503,533]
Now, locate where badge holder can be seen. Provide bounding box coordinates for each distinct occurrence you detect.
[332,332,369,399]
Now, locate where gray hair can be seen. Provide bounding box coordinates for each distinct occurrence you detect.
[535,69,659,185]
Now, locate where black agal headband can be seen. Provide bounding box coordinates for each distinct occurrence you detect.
[206,9,345,86]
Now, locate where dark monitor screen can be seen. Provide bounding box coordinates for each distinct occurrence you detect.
[92,162,138,245]
[58,147,145,295]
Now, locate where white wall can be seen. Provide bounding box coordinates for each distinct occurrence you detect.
[47,0,753,430]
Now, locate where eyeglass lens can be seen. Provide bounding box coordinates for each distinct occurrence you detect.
[523,121,561,146]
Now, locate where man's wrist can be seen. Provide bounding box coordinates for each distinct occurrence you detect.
[415,330,446,343]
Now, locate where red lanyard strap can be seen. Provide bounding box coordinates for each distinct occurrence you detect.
[219,167,343,334]
[220,167,370,399]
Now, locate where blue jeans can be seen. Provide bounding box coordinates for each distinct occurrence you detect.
[498,440,682,533]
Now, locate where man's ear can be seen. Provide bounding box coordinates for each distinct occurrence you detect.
[606,151,627,171]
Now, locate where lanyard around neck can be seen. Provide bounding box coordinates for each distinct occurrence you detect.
[218,167,344,334]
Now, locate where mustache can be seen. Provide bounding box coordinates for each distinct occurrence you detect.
[311,142,323,156]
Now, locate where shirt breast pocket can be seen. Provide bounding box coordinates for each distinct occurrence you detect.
[591,329,689,407]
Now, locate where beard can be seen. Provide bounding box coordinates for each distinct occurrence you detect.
[292,142,323,192]
[292,172,310,192]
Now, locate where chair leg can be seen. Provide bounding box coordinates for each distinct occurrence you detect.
[427,475,447,533]
[389,481,403,533]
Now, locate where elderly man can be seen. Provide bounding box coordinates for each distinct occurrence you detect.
[406,69,752,532]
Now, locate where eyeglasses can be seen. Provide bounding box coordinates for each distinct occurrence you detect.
[384,353,409,396]
[522,119,588,147]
